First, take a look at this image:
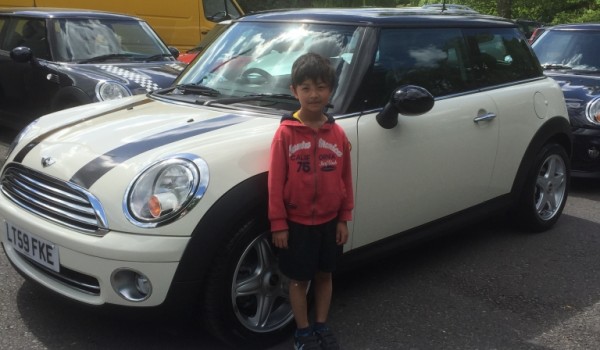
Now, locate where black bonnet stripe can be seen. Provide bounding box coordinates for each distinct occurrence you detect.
[70,114,249,189]
[13,99,153,163]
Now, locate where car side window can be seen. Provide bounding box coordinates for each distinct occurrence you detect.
[361,28,472,109]
[0,18,20,51]
[0,17,6,48]
[465,28,541,87]
[10,18,51,60]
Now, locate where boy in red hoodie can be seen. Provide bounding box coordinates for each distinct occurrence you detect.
[269,52,354,350]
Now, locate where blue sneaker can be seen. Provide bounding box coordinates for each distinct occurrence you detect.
[314,327,340,350]
[294,333,321,350]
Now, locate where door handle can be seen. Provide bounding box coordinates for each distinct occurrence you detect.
[473,112,496,123]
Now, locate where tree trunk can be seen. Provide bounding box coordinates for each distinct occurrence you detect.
[497,0,512,19]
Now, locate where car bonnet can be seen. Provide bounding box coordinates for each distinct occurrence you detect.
[72,62,187,93]
[6,96,274,190]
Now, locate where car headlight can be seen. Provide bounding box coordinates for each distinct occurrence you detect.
[585,96,600,125]
[96,81,132,101]
[124,154,209,228]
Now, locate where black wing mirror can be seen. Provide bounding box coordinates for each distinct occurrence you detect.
[168,46,180,59]
[10,46,33,63]
[376,85,435,129]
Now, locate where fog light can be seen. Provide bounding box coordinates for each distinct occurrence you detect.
[588,147,600,159]
[111,269,153,302]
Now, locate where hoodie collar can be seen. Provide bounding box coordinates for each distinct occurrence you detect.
[280,111,335,126]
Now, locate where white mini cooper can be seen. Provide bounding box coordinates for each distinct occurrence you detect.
[0,8,571,348]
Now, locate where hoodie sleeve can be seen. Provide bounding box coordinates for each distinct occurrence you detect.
[268,127,289,232]
[338,132,354,222]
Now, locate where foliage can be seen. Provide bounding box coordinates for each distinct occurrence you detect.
[237,0,600,24]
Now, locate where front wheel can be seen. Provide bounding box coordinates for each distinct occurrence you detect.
[202,216,295,348]
[516,143,570,232]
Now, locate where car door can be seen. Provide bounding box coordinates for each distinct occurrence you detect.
[350,27,500,248]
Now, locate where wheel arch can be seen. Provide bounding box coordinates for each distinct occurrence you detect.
[510,116,572,200]
[165,172,269,303]
[50,86,92,111]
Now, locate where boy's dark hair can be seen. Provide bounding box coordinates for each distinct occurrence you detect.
[291,52,336,88]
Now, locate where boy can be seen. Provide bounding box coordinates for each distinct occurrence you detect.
[268,52,354,350]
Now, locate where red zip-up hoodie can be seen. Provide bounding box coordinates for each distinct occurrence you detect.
[268,113,354,232]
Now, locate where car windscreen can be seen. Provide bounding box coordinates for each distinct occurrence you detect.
[51,18,171,63]
[172,21,365,113]
[533,29,600,72]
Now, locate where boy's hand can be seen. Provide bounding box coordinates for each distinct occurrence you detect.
[336,221,349,245]
[271,230,289,249]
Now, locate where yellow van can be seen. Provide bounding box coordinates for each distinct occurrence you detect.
[0,0,243,51]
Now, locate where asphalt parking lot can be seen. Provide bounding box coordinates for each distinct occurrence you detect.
[1,127,600,349]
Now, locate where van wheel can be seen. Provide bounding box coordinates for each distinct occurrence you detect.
[202,216,295,348]
[516,143,569,232]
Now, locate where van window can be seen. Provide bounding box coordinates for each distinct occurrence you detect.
[204,0,241,22]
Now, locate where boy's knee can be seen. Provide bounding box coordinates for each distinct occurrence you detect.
[290,279,310,288]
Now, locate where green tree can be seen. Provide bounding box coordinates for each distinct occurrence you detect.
[497,0,511,18]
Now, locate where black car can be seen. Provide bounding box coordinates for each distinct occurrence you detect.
[0,8,186,130]
[532,24,600,177]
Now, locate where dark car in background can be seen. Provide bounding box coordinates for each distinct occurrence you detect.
[532,24,600,177]
[0,8,186,130]
[515,19,544,40]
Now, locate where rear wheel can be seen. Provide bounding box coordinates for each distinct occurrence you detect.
[202,216,295,348]
[516,143,570,232]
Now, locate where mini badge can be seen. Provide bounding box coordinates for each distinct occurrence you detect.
[41,156,56,167]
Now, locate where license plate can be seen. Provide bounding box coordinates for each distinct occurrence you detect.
[5,222,60,273]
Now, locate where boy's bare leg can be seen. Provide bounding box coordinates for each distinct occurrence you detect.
[314,271,333,323]
[289,279,311,329]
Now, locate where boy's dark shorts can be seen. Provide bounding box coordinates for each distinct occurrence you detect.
[277,219,342,281]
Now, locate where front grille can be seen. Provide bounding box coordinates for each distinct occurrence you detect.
[17,251,101,295]
[1,164,108,235]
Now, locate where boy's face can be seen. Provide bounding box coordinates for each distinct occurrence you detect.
[290,78,332,115]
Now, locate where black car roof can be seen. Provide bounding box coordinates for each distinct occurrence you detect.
[238,8,514,28]
[546,23,600,31]
[0,7,143,21]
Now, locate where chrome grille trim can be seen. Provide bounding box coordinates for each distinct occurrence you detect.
[1,164,109,235]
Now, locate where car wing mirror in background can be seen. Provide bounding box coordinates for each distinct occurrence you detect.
[376,85,435,129]
[168,46,180,59]
[10,46,34,63]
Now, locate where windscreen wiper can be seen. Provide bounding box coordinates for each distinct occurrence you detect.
[176,83,221,97]
[203,93,297,106]
[541,64,572,70]
[78,53,137,64]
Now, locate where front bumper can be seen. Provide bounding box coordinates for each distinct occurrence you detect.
[0,195,190,307]
[571,127,600,178]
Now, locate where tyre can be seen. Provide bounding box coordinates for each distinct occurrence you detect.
[202,215,296,348]
[516,143,570,232]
